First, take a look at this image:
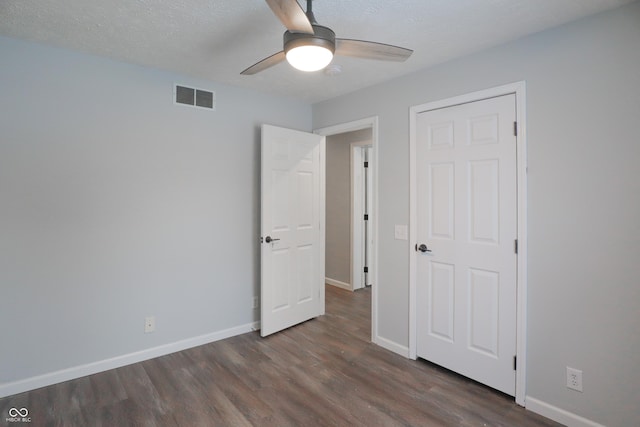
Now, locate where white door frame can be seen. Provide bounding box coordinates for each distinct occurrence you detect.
[315,117,379,343]
[409,82,528,406]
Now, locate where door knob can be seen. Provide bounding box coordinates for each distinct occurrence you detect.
[265,236,280,243]
[416,243,432,253]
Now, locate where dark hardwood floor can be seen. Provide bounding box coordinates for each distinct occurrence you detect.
[1,285,561,426]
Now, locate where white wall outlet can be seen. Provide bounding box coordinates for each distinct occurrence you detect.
[566,367,583,392]
[144,316,156,333]
[252,296,259,309]
[394,224,408,240]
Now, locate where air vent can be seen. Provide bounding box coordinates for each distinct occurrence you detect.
[174,84,215,110]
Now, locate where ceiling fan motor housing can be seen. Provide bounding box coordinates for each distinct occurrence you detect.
[283,24,336,55]
[240,0,412,75]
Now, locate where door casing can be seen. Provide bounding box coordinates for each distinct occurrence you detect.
[409,82,528,406]
[315,117,379,343]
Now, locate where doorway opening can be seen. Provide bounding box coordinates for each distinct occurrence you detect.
[324,130,373,291]
[315,117,379,342]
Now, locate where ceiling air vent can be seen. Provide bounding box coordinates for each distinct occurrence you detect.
[174,84,215,110]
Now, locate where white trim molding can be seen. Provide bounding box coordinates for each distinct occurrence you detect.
[325,277,352,291]
[408,82,528,406]
[0,321,259,399]
[526,397,606,427]
[375,336,410,358]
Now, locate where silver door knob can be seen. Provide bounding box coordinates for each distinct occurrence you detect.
[265,236,280,243]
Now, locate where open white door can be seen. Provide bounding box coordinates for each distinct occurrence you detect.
[261,124,324,337]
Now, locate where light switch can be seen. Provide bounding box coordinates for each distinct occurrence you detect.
[394,225,408,240]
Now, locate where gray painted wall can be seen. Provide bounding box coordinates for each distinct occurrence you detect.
[0,36,311,385]
[325,133,352,285]
[313,3,640,426]
[325,129,372,285]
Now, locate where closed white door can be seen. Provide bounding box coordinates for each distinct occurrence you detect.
[416,95,517,395]
[261,124,324,337]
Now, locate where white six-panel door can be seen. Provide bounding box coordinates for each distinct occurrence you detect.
[415,95,518,395]
[261,124,323,337]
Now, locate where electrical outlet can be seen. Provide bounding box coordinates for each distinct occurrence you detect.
[144,316,156,333]
[252,296,259,309]
[566,367,583,392]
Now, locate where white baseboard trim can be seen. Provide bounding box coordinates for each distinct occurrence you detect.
[375,335,410,358]
[0,321,260,399]
[325,277,352,291]
[526,396,605,427]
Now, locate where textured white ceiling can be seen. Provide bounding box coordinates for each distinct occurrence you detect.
[0,0,635,103]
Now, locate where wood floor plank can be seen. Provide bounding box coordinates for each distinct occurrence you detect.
[0,285,562,426]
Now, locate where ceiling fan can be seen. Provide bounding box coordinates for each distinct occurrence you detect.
[241,0,413,75]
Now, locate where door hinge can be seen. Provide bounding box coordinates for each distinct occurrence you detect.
[364,266,369,273]
[514,239,518,254]
[364,161,369,168]
[513,121,518,137]
[364,214,369,221]
[513,355,517,370]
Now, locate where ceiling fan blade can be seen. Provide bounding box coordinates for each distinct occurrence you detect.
[335,39,413,62]
[265,0,314,34]
[240,51,286,75]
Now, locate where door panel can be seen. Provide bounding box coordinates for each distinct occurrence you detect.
[429,261,455,342]
[429,162,454,239]
[468,267,500,356]
[261,124,323,337]
[416,94,517,396]
[469,159,499,243]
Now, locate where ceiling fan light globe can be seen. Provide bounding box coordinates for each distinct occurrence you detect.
[286,45,333,72]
